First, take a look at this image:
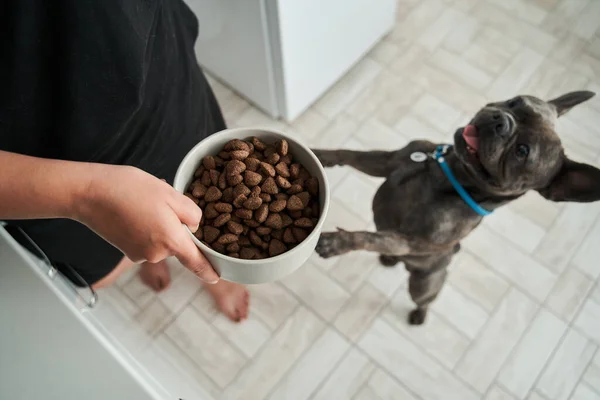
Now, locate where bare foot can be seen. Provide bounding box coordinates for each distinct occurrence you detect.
[139,260,172,292]
[204,280,250,323]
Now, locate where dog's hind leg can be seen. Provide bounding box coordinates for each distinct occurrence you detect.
[406,256,451,325]
[312,149,402,177]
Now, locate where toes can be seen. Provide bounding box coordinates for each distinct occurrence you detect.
[408,308,427,325]
[379,255,400,267]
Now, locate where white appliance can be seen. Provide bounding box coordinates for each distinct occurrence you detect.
[187,0,396,121]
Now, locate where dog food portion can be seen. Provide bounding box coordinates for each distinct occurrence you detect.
[185,137,321,259]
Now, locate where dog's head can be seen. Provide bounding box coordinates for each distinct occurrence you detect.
[453,91,600,202]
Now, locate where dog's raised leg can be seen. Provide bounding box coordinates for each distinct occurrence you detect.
[312,149,401,177]
[316,229,411,258]
[406,257,451,325]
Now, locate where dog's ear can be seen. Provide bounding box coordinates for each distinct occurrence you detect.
[538,158,600,202]
[548,91,595,116]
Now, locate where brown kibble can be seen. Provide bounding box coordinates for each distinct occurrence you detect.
[205,186,222,202]
[246,141,254,153]
[265,213,283,229]
[243,197,262,210]
[287,195,304,211]
[269,239,287,257]
[251,137,266,151]
[256,226,272,236]
[250,186,261,198]
[276,139,289,156]
[312,202,320,216]
[240,246,260,260]
[263,146,277,158]
[218,233,238,245]
[242,225,249,235]
[306,177,319,196]
[244,157,260,172]
[282,214,294,228]
[303,207,312,217]
[249,231,263,247]
[287,184,303,195]
[209,169,219,186]
[227,174,244,186]
[226,159,246,176]
[255,204,269,223]
[233,183,251,198]
[203,226,220,243]
[214,156,225,167]
[224,139,250,152]
[198,199,206,208]
[192,183,207,198]
[230,150,250,160]
[280,155,293,165]
[244,170,262,187]
[275,193,289,201]
[275,162,290,178]
[261,177,279,194]
[260,162,276,177]
[213,213,231,227]
[214,202,233,213]
[259,193,272,203]
[200,170,211,186]
[204,203,219,219]
[292,227,308,242]
[276,175,292,189]
[212,242,226,253]
[218,151,231,160]
[222,187,234,203]
[289,210,303,219]
[194,227,203,240]
[266,152,280,165]
[269,199,287,212]
[298,168,310,180]
[185,192,200,205]
[271,229,284,240]
[229,252,240,258]
[245,219,260,228]
[294,217,313,228]
[227,242,240,253]
[235,208,253,220]
[238,235,251,246]
[297,192,311,207]
[283,228,297,244]
[218,172,227,190]
[233,194,247,208]
[203,156,216,170]
[227,221,244,235]
[194,165,205,178]
[290,164,301,179]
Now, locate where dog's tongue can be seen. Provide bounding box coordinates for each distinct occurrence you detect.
[462,125,479,151]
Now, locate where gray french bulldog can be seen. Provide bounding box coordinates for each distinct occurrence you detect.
[313,91,600,325]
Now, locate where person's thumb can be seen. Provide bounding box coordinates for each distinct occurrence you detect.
[173,228,219,284]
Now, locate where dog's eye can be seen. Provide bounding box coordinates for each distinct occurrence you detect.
[515,144,530,159]
[507,97,523,108]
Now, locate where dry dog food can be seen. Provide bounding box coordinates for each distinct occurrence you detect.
[185,137,320,259]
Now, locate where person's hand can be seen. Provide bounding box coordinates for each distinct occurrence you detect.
[74,164,219,283]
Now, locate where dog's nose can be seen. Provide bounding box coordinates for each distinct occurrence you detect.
[491,112,510,136]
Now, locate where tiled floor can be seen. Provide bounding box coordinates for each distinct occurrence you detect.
[94,0,600,399]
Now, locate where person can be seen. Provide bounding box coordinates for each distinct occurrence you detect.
[0,0,250,322]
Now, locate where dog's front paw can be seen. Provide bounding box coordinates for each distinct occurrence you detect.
[316,231,353,258]
[311,149,340,168]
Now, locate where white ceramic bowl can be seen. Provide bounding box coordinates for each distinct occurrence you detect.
[173,127,330,284]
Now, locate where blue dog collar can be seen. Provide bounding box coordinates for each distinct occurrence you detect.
[432,145,493,217]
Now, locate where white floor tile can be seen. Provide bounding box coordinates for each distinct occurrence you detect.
[545,268,594,322]
[430,283,489,339]
[312,348,376,400]
[367,368,419,400]
[573,297,600,344]
[571,216,600,280]
[536,328,597,400]
[455,288,539,393]
[334,283,388,341]
[212,313,272,358]
[497,309,568,398]
[486,385,518,400]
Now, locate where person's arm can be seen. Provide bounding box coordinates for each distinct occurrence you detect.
[0,150,219,283]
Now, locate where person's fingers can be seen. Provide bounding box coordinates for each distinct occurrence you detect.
[171,191,203,232]
[173,229,219,284]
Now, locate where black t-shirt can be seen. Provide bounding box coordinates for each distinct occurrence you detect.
[0,0,221,180]
[0,0,227,284]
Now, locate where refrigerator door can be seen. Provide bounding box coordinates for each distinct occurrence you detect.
[0,227,171,400]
